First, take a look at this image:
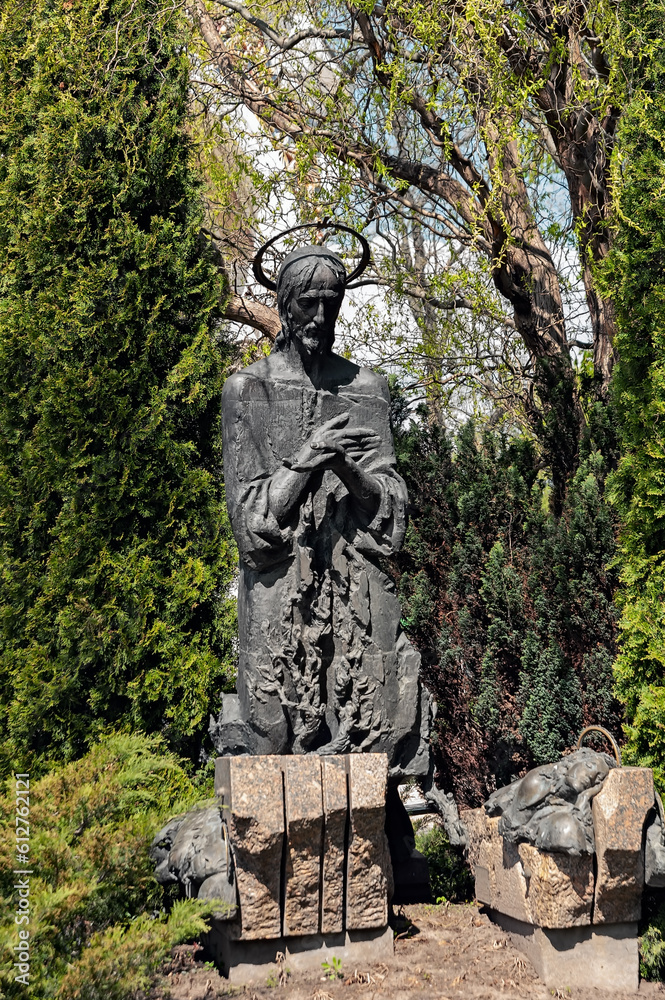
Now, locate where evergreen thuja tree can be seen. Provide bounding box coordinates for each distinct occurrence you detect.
[603,2,665,787]
[391,412,621,806]
[0,0,236,775]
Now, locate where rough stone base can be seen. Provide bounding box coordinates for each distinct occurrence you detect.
[203,923,394,984]
[490,910,638,993]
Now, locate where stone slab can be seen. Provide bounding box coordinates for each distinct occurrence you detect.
[462,806,490,878]
[467,808,593,928]
[204,923,393,984]
[592,766,654,924]
[518,842,593,928]
[214,756,232,805]
[225,756,285,940]
[214,753,391,945]
[484,822,531,924]
[346,754,390,930]
[490,910,639,993]
[321,756,348,934]
[283,756,323,937]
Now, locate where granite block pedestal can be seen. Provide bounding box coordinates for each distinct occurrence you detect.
[204,752,394,982]
[465,765,655,992]
[491,912,639,994]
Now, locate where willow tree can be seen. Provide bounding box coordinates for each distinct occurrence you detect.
[185,0,650,799]
[0,0,237,775]
[193,0,630,504]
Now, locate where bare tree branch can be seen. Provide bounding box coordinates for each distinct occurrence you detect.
[350,278,517,330]
[223,294,280,340]
[216,0,356,51]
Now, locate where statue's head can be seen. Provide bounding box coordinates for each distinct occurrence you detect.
[274,246,346,355]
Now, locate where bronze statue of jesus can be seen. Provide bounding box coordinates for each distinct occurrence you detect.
[213,245,429,783]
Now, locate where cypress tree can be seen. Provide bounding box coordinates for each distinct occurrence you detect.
[603,1,665,786]
[0,0,236,775]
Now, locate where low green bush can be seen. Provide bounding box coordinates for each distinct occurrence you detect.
[414,822,474,903]
[639,893,665,982]
[0,732,213,999]
[55,900,214,1000]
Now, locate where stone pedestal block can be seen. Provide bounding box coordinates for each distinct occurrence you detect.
[283,756,324,937]
[321,757,348,934]
[468,759,659,992]
[214,753,391,946]
[475,814,531,923]
[220,755,285,940]
[517,843,594,928]
[466,808,593,928]
[592,766,654,923]
[462,806,489,878]
[346,754,390,930]
[492,911,639,993]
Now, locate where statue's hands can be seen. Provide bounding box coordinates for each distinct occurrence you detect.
[274,413,382,520]
[288,413,380,473]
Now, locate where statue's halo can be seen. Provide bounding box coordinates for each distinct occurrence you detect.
[252,220,371,292]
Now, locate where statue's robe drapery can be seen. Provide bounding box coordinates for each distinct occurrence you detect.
[219,352,429,781]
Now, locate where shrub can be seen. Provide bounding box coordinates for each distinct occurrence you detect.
[0,733,211,999]
[414,822,473,903]
[392,415,621,805]
[55,900,215,1000]
[599,2,665,786]
[639,893,665,982]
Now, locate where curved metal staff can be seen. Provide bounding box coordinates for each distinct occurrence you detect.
[252,220,371,291]
[576,725,622,766]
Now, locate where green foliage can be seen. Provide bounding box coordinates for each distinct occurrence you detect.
[518,638,583,766]
[0,733,212,999]
[321,956,343,980]
[55,901,214,1000]
[392,412,621,804]
[601,1,665,785]
[639,894,665,982]
[414,823,473,904]
[640,922,665,982]
[0,0,237,776]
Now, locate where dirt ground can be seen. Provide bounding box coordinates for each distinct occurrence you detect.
[151,904,665,1000]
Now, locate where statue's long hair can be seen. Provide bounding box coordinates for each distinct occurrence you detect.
[274,252,346,353]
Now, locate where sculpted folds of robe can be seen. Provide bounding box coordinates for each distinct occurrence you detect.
[219,351,429,781]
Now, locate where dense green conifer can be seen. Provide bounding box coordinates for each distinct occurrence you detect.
[603,1,665,785]
[391,412,621,804]
[0,733,216,999]
[0,0,236,775]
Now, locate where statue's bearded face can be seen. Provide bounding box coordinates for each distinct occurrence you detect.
[280,261,344,356]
